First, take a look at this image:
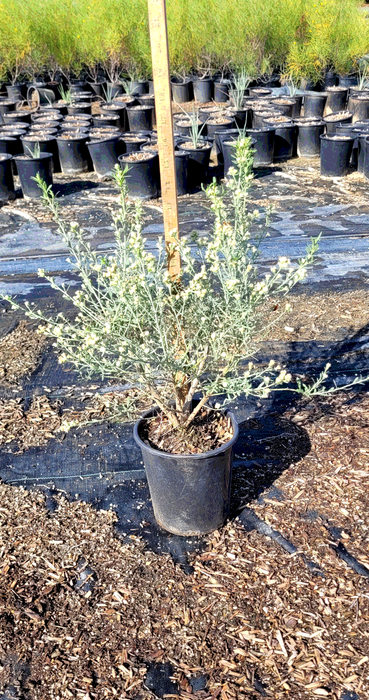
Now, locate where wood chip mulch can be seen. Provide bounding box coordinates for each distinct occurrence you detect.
[263,289,369,342]
[0,321,47,385]
[0,390,368,699]
[0,390,146,452]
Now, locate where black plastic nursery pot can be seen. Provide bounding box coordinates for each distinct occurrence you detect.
[56,134,90,174]
[4,111,31,127]
[6,84,26,100]
[101,104,127,129]
[214,128,240,164]
[270,98,295,119]
[288,95,303,118]
[176,139,212,190]
[320,134,354,177]
[0,101,17,126]
[72,91,94,103]
[0,136,18,157]
[213,80,229,102]
[0,154,14,200]
[121,136,149,154]
[93,114,121,129]
[67,103,92,117]
[351,128,369,173]
[192,77,213,103]
[205,117,235,142]
[249,87,272,99]
[228,107,249,129]
[323,111,352,135]
[21,135,61,172]
[174,150,189,196]
[264,119,296,161]
[324,87,348,116]
[222,137,256,178]
[253,108,281,129]
[118,151,159,200]
[296,120,325,157]
[106,82,124,98]
[174,118,206,138]
[347,95,369,123]
[129,80,149,96]
[363,136,369,180]
[335,123,359,167]
[126,105,153,133]
[324,71,338,88]
[133,406,239,536]
[245,127,275,167]
[88,82,106,98]
[70,81,89,93]
[87,135,124,178]
[338,75,358,88]
[303,92,327,119]
[13,152,53,199]
[137,94,155,108]
[171,77,192,103]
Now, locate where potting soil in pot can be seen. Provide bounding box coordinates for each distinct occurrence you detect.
[180,140,210,150]
[123,151,155,162]
[324,111,352,122]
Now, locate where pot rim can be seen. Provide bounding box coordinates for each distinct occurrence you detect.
[13,151,53,161]
[133,405,239,460]
[320,134,354,141]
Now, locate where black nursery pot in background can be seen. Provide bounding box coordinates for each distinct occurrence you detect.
[88,81,106,97]
[13,152,53,199]
[121,136,149,154]
[222,137,256,177]
[214,128,240,164]
[171,77,192,103]
[347,95,369,123]
[245,127,275,166]
[338,75,358,88]
[21,135,60,173]
[363,135,369,180]
[213,80,229,102]
[118,151,159,200]
[176,139,212,190]
[67,103,92,117]
[324,87,348,116]
[303,92,327,119]
[192,77,213,103]
[351,128,369,173]
[0,154,15,200]
[323,111,352,135]
[56,135,90,175]
[126,106,153,133]
[0,101,18,126]
[264,120,296,161]
[320,134,354,177]
[87,134,124,178]
[296,121,325,158]
[174,150,189,196]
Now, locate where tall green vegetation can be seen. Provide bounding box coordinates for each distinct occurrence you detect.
[0,0,367,84]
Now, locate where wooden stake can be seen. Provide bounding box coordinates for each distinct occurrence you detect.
[148,0,181,278]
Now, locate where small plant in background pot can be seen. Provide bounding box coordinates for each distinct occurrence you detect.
[3,138,350,537]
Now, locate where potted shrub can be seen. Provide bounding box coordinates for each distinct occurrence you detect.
[118,151,159,200]
[171,73,192,104]
[175,105,212,190]
[13,143,53,198]
[6,141,324,536]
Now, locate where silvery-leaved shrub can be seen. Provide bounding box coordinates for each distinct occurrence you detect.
[4,138,324,432]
